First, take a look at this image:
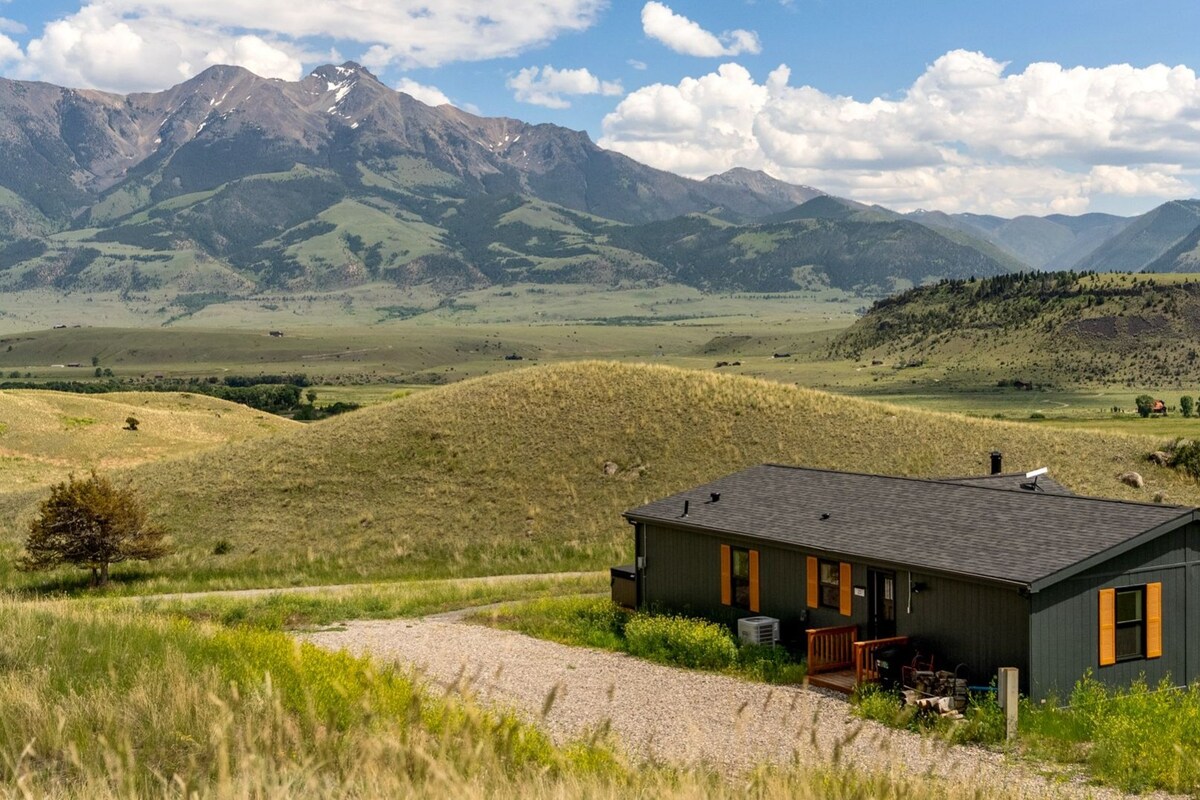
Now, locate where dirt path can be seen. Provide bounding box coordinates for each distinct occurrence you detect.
[134,571,602,603]
[301,619,1141,799]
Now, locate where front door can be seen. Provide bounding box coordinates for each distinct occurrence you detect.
[868,570,897,639]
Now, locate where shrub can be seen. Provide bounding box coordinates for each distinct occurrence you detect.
[737,642,807,684]
[949,691,1005,744]
[851,683,910,727]
[1168,438,1200,479]
[624,613,738,670]
[212,539,233,556]
[125,416,139,431]
[1181,395,1195,418]
[1135,394,1155,418]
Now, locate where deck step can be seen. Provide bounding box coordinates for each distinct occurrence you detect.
[807,669,857,694]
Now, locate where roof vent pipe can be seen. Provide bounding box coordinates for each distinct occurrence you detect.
[990,451,1003,475]
[682,500,689,517]
[710,492,721,503]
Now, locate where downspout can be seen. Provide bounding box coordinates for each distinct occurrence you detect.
[628,519,643,609]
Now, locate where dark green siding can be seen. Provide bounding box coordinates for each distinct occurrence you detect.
[642,522,1030,685]
[1030,522,1200,700]
[899,571,1030,688]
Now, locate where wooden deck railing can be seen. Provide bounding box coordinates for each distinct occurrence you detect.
[853,636,910,684]
[806,625,857,674]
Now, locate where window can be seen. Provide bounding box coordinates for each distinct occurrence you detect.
[731,547,751,609]
[1115,586,1145,661]
[819,560,840,609]
[1100,582,1161,666]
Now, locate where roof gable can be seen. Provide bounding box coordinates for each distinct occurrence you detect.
[624,464,1193,588]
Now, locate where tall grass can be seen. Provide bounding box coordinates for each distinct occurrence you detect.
[0,597,581,797]
[133,573,607,630]
[0,598,1028,799]
[851,684,1004,746]
[1021,674,1200,794]
[853,672,1200,794]
[475,595,807,684]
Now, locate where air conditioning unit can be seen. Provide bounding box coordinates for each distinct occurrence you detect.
[737,616,780,646]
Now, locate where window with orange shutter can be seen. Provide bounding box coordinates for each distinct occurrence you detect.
[1114,586,1146,661]
[1101,582,1164,663]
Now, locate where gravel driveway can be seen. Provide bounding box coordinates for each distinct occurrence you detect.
[302,619,1149,799]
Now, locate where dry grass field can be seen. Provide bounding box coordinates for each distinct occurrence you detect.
[1,361,1191,593]
[0,390,296,495]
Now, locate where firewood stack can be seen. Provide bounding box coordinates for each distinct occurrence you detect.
[901,670,969,718]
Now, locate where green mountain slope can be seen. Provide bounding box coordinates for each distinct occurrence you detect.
[907,210,1131,270]
[832,271,1200,386]
[612,199,1017,292]
[1144,221,1200,273]
[0,63,1021,301]
[1073,201,1200,272]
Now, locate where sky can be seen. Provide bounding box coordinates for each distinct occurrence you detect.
[1,1,1198,217]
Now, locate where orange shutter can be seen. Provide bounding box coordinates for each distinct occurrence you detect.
[806,556,818,608]
[1099,588,1116,666]
[720,544,731,606]
[749,550,760,612]
[1146,582,1162,659]
[839,562,852,616]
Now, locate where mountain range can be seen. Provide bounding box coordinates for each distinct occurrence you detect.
[0,62,1199,303]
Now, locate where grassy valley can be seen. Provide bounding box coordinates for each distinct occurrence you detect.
[1,362,1194,594]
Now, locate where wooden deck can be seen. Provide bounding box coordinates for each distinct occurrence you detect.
[807,668,857,694]
[805,627,911,695]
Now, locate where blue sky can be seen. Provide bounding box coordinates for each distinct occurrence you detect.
[2,1,1198,216]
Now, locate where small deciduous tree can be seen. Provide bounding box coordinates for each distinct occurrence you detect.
[1181,396,1195,419]
[19,472,169,587]
[1135,394,1155,418]
[125,416,139,431]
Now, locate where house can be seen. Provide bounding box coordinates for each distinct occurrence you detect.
[1152,399,1168,415]
[620,462,1199,699]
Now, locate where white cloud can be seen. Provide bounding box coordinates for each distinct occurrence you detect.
[395,78,452,107]
[203,35,302,80]
[18,0,605,91]
[600,51,1200,214]
[19,4,319,91]
[641,2,760,57]
[627,59,647,71]
[0,17,26,34]
[0,32,20,64]
[507,65,622,109]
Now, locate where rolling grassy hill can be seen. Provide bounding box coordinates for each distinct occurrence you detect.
[1,361,1192,593]
[0,390,297,495]
[832,271,1200,387]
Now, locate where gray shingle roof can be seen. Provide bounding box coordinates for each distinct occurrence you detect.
[624,464,1193,588]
